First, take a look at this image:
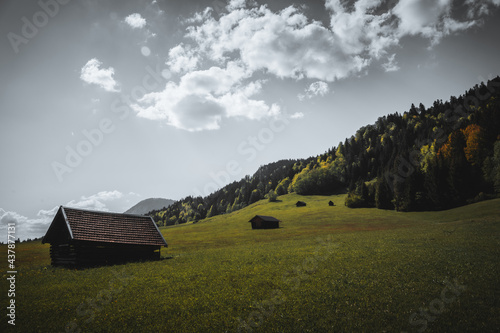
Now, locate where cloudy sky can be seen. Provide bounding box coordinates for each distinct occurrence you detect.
[1,0,500,240]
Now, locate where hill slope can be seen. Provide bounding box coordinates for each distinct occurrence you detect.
[10,195,500,332]
[124,198,174,215]
[158,194,500,331]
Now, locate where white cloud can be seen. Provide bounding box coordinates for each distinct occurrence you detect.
[65,190,124,211]
[125,13,147,29]
[1,207,57,242]
[218,90,281,120]
[132,61,280,131]
[465,0,500,19]
[393,0,451,36]
[80,58,120,92]
[184,7,212,24]
[167,44,199,73]
[327,0,398,58]
[227,0,248,11]
[187,5,371,82]
[290,112,304,119]
[37,207,59,219]
[393,0,478,45]
[298,81,330,101]
[184,0,496,81]
[179,62,249,95]
[382,54,400,72]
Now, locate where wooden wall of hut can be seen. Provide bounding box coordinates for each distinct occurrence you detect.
[50,241,161,267]
[251,221,279,229]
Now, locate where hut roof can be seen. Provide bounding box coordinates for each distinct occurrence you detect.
[249,215,280,222]
[42,206,167,247]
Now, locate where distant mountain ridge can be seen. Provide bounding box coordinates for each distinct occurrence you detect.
[125,198,175,215]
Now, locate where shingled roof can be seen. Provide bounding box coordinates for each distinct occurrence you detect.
[249,215,280,222]
[42,206,167,247]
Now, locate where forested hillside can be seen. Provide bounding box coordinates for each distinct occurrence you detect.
[151,77,500,226]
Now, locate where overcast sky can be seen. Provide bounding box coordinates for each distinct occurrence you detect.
[1,0,500,240]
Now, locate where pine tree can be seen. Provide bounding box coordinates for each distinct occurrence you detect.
[249,189,261,204]
[375,178,393,210]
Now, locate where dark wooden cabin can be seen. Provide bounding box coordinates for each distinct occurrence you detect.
[42,206,168,267]
[296,201,307,207]
[249,215,280,229]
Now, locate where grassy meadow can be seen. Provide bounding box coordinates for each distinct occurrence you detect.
[2,194,499,332]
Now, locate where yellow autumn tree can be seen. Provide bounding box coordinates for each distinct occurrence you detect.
[419,141,437,174]
[461,124,486,166]
[437,131,465,161]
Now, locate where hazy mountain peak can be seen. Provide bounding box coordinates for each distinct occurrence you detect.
[125,198,175,215]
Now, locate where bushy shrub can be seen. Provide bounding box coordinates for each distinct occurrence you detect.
[344,193,367,208]
[268,190,278,202]
[293,167,343,195]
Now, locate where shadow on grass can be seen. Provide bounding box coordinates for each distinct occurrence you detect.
[50,256,170,270]
[161,255,175,260]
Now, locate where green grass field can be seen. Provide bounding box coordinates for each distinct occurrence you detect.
[2,194,499,332]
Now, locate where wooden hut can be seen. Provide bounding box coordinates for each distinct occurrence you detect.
[249,215,280,229]
[42,206,167,267]
[296,201,306,207]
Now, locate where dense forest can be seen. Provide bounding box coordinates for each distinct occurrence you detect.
[150,77,500,226]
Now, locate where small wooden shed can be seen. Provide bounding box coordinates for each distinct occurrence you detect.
[296,201,307,207]
[249,215,280,229]
[42,206,167,267]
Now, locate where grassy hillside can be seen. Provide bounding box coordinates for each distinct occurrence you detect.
[2,194,499,332]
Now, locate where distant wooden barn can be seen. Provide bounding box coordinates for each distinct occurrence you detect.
[296,201,307,207]
[249,215,280,229]
[42,206,167,267]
